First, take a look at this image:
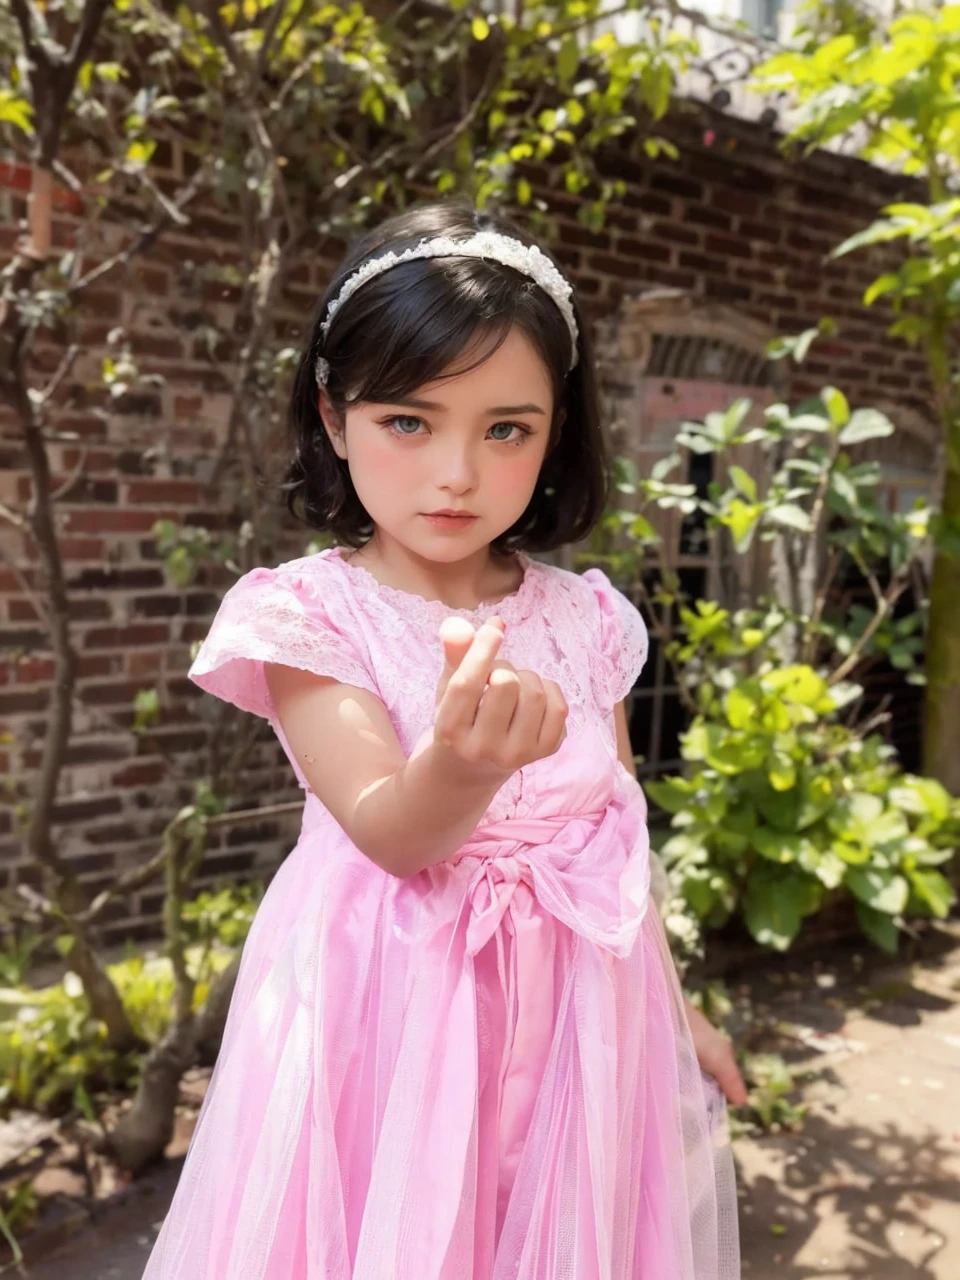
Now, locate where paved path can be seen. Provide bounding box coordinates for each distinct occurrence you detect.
[18,926,960,1280]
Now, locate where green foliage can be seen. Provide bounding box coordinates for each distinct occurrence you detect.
[153,520,239,589]
[0,883,260,1116]
[674,392,927,583]
[0,973,139,1115]
[586,364,952,953]
[0,930,44,986]
[754,1,960,784]
[0,1179,37,1265]
[739,1052,808,1133]
[646,610,958,952]
[755,5,960,179]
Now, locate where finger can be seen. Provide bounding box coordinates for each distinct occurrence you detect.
[713,1050,749,1108]
[437,618,505,726]
[536,679,568,754]
[472,664,522,742]
[501,669,547,753]
[439,616,477,685]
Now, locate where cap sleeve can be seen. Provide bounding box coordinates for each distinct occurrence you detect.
[581,568,649,707]
[188,559,378,720]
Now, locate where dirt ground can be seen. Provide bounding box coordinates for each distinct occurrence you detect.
[12,921,960,1280]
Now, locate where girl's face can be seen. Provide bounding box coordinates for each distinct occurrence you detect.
[323,327,554,564]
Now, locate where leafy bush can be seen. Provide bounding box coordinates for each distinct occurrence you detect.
[646,608,957,952]
[586,362,955,952]
[0,883,260,1116]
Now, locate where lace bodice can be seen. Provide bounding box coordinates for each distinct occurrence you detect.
[189,548,648,824]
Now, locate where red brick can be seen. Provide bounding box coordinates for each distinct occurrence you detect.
[13,658,56,684]
[651,220,701,247]
[84,623,170,648]
[65,509,165,534]
[711,189,761,217]
[112,760,166,787]
[8,600,39,623]
[704,233,753,260]
[127,651,163,677]
[126,479,203,505]
[58,536,108,559]
[613,238,668,264]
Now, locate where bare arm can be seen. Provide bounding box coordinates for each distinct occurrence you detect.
[616,702,748,1104]
[265,616,566,879]
[265,666,505,877]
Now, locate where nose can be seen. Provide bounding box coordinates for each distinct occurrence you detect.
[438,440,478,496]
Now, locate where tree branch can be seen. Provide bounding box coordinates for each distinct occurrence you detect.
[68,163,210,298]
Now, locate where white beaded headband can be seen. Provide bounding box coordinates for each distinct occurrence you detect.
[314,230,579,389]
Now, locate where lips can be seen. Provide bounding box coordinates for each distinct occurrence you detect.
[422,510,479,530]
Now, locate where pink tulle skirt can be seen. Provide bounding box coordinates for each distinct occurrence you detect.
[143,798,739,1279]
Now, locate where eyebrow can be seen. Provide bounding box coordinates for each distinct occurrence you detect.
[390,396,547,416]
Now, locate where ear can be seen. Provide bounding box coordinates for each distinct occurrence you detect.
[319,390,348,461]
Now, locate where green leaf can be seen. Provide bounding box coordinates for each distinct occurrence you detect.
[0,90,34,134]
[832,219,911,259]
[890,776,952,823]
[764,665,827,707]
[845,868,910,915]
[724,684,757,730]
[768,504,812,533]
[125,139,156,169]
[744,870,810,951]
[908,869,955,918]
[830,470,859,510]
[838,409,895,446]
[472,15,490,40]
[822,386,850,428]
[855,901,899,954]
[767,751,797,792]
[753,828,804,864]
[644,776,695,815]
[558,34,580,86]
[800,845,847,890]
[723,499,763,551]
[728,465,758,501]
[864,274,901,305]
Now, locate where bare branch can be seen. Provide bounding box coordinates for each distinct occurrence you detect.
[412,32,506,173]
[830,575,911,685]
[0,501,29,533]
[65,0,113,79]
[257,0,307,77]
[49,445,87,504]
[39,342,79,406]
[69,162,210,298]
[9,0,49,67]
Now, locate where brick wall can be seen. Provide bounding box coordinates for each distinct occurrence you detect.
[0,100,934,938]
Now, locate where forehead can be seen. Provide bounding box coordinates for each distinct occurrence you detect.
[409,327,553,404]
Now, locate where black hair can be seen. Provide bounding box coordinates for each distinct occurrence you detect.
[286,202,608,553]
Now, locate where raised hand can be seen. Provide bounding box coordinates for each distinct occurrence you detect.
[434,616,567,780]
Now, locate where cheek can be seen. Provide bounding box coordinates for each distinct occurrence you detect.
[495,444,548,500]
[345,427,417,501]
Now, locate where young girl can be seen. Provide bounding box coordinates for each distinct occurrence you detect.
[143,204,743,1279]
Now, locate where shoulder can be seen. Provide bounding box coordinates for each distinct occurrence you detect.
[224,548,358,618]
[530,561,648,705]
[189,548,380,715]
[528,560,624,624]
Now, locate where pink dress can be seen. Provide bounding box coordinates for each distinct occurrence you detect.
[143,548,739,1280]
